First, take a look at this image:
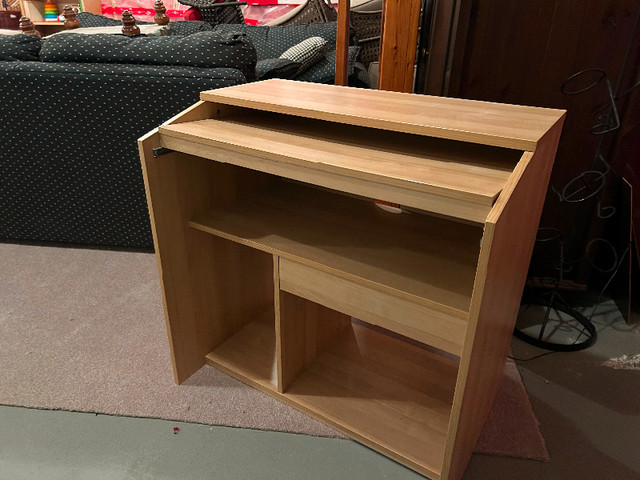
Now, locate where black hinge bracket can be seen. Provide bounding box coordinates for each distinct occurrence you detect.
[153,147,173,158]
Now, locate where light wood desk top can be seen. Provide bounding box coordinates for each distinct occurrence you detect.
[200,79,565,151]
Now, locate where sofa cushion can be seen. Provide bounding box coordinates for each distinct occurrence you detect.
[213,22,360,83]
[168,20,214,35]
[279,36,326,76]
[76,12,122,27]
[256,58,300,80]
[213,22,337,60]
[40,31,257,80]
[213,22,357,84]
[298,44,359,84]
[1,60,247,82]
[0,33,41,61]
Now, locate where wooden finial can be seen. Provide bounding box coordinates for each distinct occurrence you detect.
[62,5,81,29]
[121,10,140,35]
[153,0,170,25]
[19,17,41,36]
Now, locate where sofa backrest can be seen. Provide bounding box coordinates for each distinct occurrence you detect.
[38,31,257,81]
[214,22,338,59]
[213,22,359,84]
[0,33,41,61]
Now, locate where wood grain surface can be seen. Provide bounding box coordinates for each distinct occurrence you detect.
[200,79,565,150]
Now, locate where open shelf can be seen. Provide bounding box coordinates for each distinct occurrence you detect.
[284,319,459,478]
[206,304,458,477]
[205,311,278,393]
[191,180,482,317]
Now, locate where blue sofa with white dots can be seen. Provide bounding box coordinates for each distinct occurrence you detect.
[0,26,256,249]
[0,14,361,249]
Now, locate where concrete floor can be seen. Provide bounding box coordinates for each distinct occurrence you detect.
[1,300,639,480]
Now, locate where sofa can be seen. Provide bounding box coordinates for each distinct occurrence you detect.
[0,14,360,249]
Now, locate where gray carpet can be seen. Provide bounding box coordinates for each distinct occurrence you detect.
[0,243,548,460]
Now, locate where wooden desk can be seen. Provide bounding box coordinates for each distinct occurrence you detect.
[139,79,565,480]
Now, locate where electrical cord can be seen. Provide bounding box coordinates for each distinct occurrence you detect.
[508,351,557,362]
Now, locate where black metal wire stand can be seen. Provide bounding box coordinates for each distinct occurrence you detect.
[515,6,640,350]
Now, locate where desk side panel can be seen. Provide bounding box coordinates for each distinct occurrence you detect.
[139,131,273,383]
[441,117,564,480]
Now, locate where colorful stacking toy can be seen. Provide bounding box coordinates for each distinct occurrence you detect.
[44,1,59,21]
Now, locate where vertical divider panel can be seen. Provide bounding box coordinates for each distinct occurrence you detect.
[277,291,308,393]
[274,254,285,393]
[276,256,352,393]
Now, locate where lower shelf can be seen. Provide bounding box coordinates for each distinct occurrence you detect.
[206,314,459,479]
[286,321,458,478]
[205,312,278,392]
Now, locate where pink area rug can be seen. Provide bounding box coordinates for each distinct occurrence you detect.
[0,243,548,461]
